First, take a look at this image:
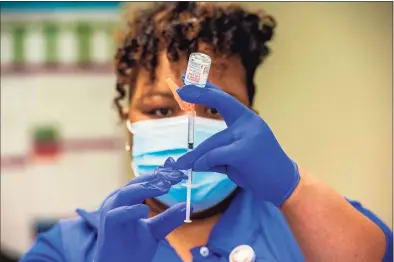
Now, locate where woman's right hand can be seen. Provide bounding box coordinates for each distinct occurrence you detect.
[94,157,188,262]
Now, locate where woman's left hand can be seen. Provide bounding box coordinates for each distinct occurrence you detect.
[175,80,391,262]
[174,81,300,207]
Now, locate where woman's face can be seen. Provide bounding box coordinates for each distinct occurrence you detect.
[127,51,249,216]
[128,52,250,123]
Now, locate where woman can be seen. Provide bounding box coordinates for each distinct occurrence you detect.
[21,2,392,262]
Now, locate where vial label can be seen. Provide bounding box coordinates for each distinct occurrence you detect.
[184,53,211,87]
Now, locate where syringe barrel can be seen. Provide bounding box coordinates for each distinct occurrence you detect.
[187,111,195,146]
[185,111,195,224]
[184,168,193,223]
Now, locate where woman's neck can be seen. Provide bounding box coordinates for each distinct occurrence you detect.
[146,198,222,262]
[145,190,239,261]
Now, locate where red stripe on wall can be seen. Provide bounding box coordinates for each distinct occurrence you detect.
[1,155,29,169]
[1,137,124,170]
[62,137,122,152]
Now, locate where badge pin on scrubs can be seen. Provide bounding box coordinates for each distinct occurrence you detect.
[229,245,256,262]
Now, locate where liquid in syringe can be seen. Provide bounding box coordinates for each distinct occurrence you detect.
[184,110,195,223]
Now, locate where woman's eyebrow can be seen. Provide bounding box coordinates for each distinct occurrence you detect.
[138,89,243,105]
[223,90,243,102]
[139,91,175,100]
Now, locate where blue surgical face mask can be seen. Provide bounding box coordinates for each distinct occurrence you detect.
[127,115,237,213]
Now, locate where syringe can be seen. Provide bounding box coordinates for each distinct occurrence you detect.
[165,78,196,223]
[184,110,195,223]
[182,52,211,222]
[164,52,211,223]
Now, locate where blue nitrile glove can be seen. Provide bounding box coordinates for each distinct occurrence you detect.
[174,81,300,207]
[94,157,188,262]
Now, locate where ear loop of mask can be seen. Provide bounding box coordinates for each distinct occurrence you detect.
[126,120,135,135]
[125,120,139,177]
[125,120,133,152]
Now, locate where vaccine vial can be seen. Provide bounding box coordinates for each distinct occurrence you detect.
[184,53,211,87]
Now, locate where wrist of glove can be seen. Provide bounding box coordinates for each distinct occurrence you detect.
[174,80,300,207]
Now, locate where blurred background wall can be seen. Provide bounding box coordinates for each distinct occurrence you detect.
[1,2,125,257]
[0,1,392,258]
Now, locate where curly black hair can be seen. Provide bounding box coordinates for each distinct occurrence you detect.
[114,2,276,119]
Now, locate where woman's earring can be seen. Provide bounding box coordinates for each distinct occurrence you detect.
[125,143,131,152]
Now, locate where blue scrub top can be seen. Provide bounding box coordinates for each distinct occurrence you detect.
[21,189,393,262]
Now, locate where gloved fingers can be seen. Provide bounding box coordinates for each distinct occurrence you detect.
[106,159,184,210]
[163,156,176,167]
[115,183,167,207]
[181,74,219,91]
[161,158,188,180]
[174,129,233,170]
[195,164,245,187]
[128,158,187,187]
[208,165,227,174]
[104,204,150,230]
[149,157,188,182]
[204,82,222,91]
[126,173,157,186]
[126,157,179,186]
[152,167,188,183]
[225,167,246,187]
[177,83,247,125]
[115,171,184,207]
[192,145,236,172]
[146,202,188,240]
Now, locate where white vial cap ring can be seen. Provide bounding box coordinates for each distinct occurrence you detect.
[184,52,211,88]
